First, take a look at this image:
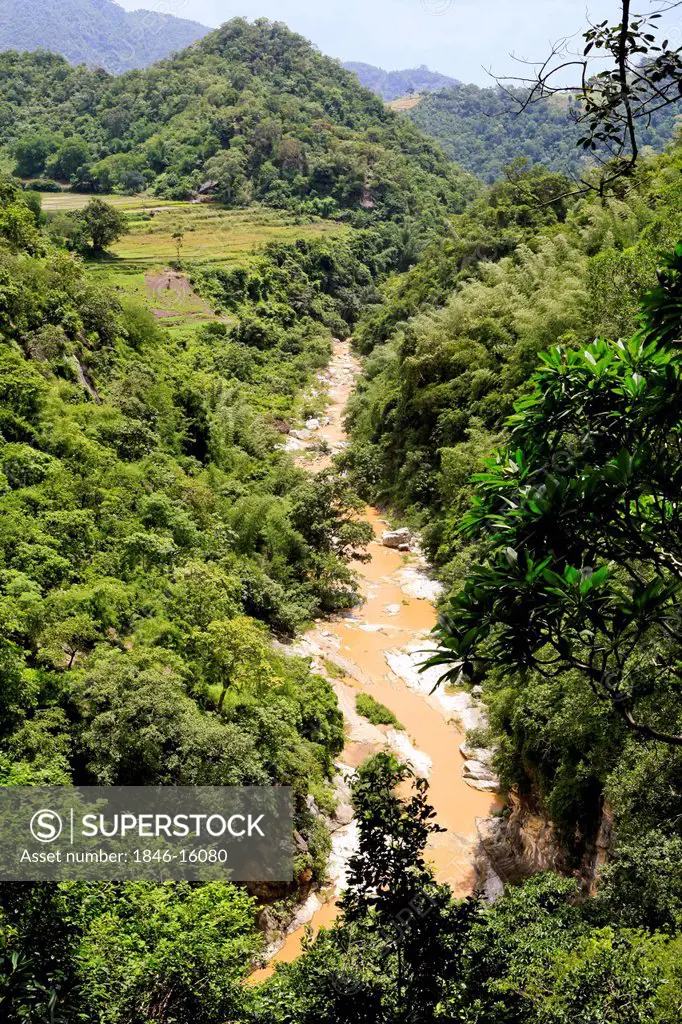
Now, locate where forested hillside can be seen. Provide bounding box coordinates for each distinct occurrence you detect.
[0,19,477,234]
[0,0,210,73]
[342,62,459,101]
[4,3,682,1021]
[409,82,682,182]
[0,171,381,1018]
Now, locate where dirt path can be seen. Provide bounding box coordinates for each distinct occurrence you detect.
[250,340,500,982]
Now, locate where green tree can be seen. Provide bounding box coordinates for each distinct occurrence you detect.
[171,225,185,262]
[38,613,99,670]
[71,649,268,786]
[75,198,127,253]
[507,0,682,193]
[46,138,90,181]
[198,615,270,711]
[343,753,444,923]
[13,132,54,177]
[342,753,448,1014]
[77,882,258,1023]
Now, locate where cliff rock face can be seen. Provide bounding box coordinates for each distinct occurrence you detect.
[584,803,615,895]
[476,793,570,888]
[475,793,614,897]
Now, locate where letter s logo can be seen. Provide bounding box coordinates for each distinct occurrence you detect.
[30,809,63,844]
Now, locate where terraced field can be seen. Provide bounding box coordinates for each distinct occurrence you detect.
[111,203,347,266]
[42,193,349,330]
[388,94,422,111]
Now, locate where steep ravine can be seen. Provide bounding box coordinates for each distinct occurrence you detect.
[250,341,502,983]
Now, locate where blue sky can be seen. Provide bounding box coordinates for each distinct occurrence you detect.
[116,1,667,85]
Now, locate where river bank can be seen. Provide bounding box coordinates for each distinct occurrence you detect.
[250,340,501,982]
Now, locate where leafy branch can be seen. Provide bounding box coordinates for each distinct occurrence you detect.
[494,1,682,197]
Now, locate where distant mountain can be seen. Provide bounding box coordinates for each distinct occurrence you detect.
[0,0,210,73]
[343,62,459,101]
[407,82,682,183]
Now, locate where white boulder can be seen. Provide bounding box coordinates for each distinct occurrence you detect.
[382,527,411,549]
[460,743,493,765]
[463,759,501,793]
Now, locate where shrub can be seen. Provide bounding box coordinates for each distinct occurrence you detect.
[355,693,403,729]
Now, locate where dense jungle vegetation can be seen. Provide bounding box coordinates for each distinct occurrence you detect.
[408,82,682,183]
[4,5,682,1022]
[0,171,383,1017]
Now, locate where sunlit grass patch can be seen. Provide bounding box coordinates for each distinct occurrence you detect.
[39,192,185,212]
[355,693,404,729]
[109,204,348,267]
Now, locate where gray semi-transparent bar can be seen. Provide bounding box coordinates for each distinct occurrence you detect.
[0,787,293,881]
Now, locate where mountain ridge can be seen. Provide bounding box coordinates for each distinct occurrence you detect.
[0,0,210,73]
[342,61,460,101]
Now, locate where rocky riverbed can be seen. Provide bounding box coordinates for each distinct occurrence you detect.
[249,341,503,982]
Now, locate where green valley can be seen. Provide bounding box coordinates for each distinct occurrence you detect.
[3,3,682,1023]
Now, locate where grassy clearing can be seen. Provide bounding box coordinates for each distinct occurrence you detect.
[87,261,219,332]
[45,195,349,331]
[40,193,187,214]
[39,192,182,212]
[355,693,404,729]
[388,95,422,112]
[111,203,348,266]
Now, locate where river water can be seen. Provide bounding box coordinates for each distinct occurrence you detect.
[249,340,500,982]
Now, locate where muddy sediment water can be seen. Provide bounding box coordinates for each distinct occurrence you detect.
[249,341,500,982]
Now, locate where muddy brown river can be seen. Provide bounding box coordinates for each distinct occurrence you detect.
[250,341,500,982]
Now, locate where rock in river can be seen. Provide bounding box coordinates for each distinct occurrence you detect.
[463,759,501,793]
[382,527,411,549]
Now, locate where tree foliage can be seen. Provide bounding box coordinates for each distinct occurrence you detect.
[72,198,127,252]
[429,244,682,747]
[0,175,357,869]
